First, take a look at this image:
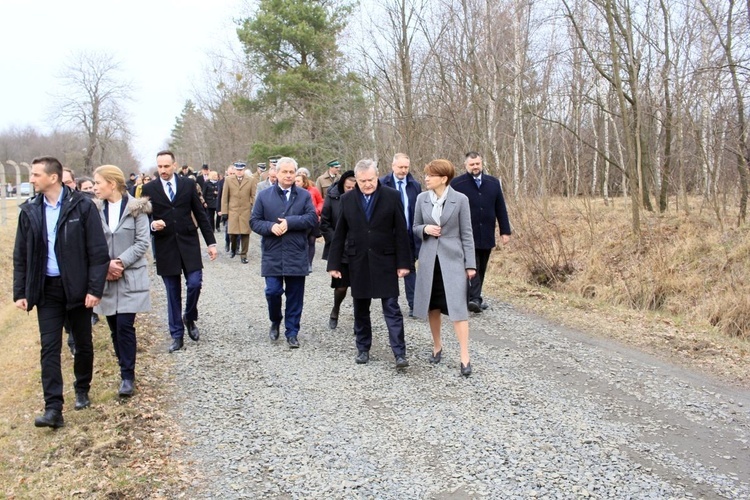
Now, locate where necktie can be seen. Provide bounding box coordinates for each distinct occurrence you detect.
[398,180,408,223]
[167,181,175,201]
[474,177,481,189]
[283,189,289,204]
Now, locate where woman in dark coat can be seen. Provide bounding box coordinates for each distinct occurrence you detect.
[319,170,356,329]
[202,171,220,231]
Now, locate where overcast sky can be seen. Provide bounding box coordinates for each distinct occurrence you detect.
[0,0,247,170]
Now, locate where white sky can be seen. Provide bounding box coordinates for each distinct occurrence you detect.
[0,0,248,170]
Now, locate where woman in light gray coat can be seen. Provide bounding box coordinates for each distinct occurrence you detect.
[413,159,476,376]
[93,165,152,397]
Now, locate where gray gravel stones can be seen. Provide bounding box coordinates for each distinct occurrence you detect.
[156,234,750,498]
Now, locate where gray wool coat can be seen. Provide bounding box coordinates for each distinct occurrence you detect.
[93,195,152,316]
[412,186,476,321]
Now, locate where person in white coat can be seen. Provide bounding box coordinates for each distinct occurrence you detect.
[93,165,152,396]
[413,159,476,376]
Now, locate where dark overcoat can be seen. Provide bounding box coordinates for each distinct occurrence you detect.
[380,171,422,259]
[450,172,511,250]
[326,183,412,299]
[142,176,216,276]
[250,184,317,277]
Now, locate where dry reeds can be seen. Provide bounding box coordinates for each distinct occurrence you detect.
[498,196,750,340]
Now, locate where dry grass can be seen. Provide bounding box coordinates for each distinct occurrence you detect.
[0,200,189,498]
[486,195,750,386]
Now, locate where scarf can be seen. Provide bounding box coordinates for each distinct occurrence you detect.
[429,187,449,224]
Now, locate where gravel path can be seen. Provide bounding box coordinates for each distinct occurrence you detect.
[156,233,750,499]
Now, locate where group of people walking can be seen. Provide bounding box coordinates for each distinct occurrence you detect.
[13,149,510,429]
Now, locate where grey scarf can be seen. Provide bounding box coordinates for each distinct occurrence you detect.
[429,187,449,224]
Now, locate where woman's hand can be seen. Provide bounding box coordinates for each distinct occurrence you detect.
[466,268,477,280]
[107,259,124,281]
[424,224,441,237]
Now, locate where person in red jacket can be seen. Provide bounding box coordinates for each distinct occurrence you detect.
[296,171,324,270]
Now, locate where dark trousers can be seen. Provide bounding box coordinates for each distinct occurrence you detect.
[37,277,94,411]
[207,208,217,231]
[265,276,306,338]
[106,313,137,381]
[231,234,250,257]
[352,296,405,357]
[469,248,493,304]
[307,234,316,267]
[162,269,202,339]
[224,224,238,248]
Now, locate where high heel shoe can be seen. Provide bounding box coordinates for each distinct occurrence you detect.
[429,349,442,364]
[460,361,472,377]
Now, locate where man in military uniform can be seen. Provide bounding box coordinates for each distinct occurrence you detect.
[315,159,341,198]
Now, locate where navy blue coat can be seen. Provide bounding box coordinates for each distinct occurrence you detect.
[326,183,412,299]
[380,172,422,260]
[451,172,511,250]
[250,184,317,277]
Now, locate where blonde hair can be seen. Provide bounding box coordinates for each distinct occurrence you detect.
[94,165,127,193]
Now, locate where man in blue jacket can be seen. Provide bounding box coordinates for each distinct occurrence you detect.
[451,151,511,313]
[13,156,109,428]
[380,152,422,316]
[251,157,318,348]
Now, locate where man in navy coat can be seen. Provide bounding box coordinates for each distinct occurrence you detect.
[251,157,317,348]
[328,159,412,369]
[450,151,511,312]
[380,152,422,316]
[142,150,217,353]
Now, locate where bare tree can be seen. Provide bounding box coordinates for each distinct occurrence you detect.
[52,50,132,174]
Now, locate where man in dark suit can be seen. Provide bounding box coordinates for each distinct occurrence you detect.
[380,152,422,316]
[327,158,412,369]
[142,150,218,353]
[450,151,511,313]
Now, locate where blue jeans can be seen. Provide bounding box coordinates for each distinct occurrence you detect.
[162,269,202,339]
[265,276,306,338]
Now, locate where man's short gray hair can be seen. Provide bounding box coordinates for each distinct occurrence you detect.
[297,167,311,177]
[354,158,377,175]
[276,157,298,171]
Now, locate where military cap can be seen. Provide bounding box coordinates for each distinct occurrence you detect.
[257,162,267,171]
[326,159,341,168]
[233,161,247,170]
[268,155,281,165]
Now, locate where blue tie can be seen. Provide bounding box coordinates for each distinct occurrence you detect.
[474,177,481,189]
[283,189,290,204]
[398,180,408,223]
[167,181,175,201]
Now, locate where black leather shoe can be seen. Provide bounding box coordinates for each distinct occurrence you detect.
[269,323,280,341]
[328,317,338,329]
[480,302,489,310]
[460,362,472,377]
[241,257,248,264]
[395,356,409,369]
[355,351,369,364]
[74,392,91,410]
[34,409,64,428]
[287,336,300,348]
[230,250,236,258]
[118,379,134,397]
[169,337,184,353]
[468,301,482,313]
[429,349,442,364]
[184,317,200,342]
